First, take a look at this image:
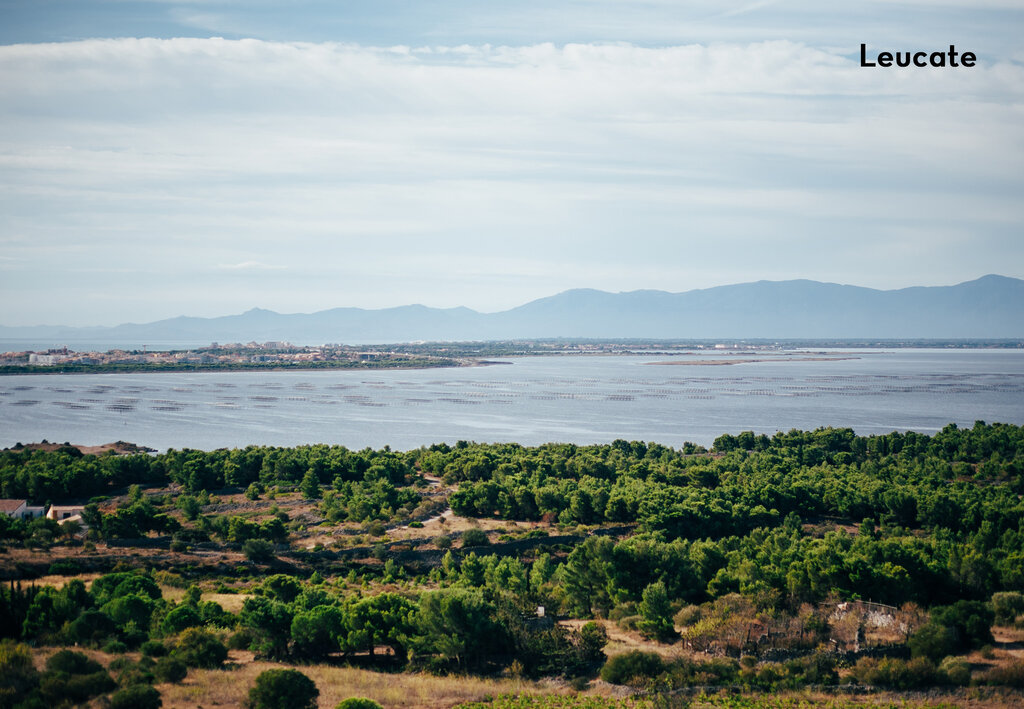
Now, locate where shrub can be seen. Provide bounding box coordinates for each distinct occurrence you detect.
[673,605,702,627]
[108,683,162,709]
[243,539,274,562]
[47,560,82,575]
[569,676,590,691]
[172,628,228,668]
[0,640,40,706]
[102,639,129,654]
[616,615,641,631]
[228,627,257,650]
[153,657,188,684]
[663,656,739,688]
[930,600,995,651]
[45,650,104,676]
[939,656,971,686]
[992,591,1024,625]
[336,699,383,709]
[579,621,609,663]
[111,658,155,687]
[851,656,938,689]
[608,602,637,623]
[909,622,956,662]
[246,668,319,709]
[461,529,489,548]
[434,535,452,549]
[141,640,168,658]
[600,650,665,685]
[39,670,116,704]
[108,656,135,672]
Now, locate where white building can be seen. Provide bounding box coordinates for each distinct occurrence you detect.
[47,505,86,522]
[0,499,46,519]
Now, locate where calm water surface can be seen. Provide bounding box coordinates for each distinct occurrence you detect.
[1,350,1022,451]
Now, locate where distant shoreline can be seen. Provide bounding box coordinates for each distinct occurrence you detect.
[645,356,860,366]
[0,359,466,377]
[2,343,1022,376]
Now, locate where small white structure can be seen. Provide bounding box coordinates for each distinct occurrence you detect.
[47,505,86,522]
[0,499,46,520]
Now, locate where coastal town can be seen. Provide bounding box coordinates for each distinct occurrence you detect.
[0,340,780,373]
[0,342,459,372]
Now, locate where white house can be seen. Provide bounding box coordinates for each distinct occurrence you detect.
[0,499,46,519]
[46,505,86,523]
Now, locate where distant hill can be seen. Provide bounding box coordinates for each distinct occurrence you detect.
[3,275,1023,346]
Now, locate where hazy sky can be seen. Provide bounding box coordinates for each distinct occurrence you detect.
[1,1,1022,326]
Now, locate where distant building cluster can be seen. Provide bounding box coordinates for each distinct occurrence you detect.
[0,499,83,523]
[0,342,403,367]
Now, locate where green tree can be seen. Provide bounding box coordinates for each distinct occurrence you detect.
[343,593,417,662]
[263,574,303,604]
[177,494,201,521]
[161,605,203,635]
[291,606,345,659]
[101,593,154,632]
[637,581,676,641]
[562,536,615,617]
[412,589,507,672]
[300,469,321,500]
[240,597,293,659]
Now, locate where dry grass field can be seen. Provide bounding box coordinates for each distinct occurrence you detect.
[18,571,102,589]
[157,659,564,709]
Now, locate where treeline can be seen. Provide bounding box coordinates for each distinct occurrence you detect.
[436,425,1023,535]
[0,568,607,679]
[3,424,1024,609]
[0,443,416,501]
[420,424,1024,606]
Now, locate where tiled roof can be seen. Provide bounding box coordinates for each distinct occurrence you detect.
[0,499,27,513]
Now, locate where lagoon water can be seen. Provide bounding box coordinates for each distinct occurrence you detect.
[1,350,1023,452]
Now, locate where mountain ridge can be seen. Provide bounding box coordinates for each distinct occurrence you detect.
[3,275,1022,345]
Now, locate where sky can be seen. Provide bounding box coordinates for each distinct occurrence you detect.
[0,1,1022,326]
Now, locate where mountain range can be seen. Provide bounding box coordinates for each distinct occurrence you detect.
[4,275,1023,346]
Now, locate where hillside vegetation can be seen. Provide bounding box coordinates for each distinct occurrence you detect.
[1,422,1023,707]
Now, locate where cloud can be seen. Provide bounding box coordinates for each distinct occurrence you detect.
[0,38,1021,324]
[217,261,286,271]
